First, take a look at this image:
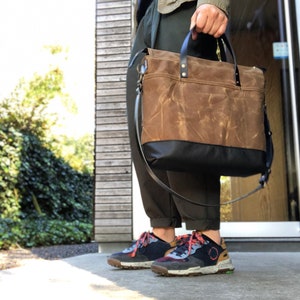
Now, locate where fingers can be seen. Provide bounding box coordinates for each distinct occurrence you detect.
[190,4,228,39]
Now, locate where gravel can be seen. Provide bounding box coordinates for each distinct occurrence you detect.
[0,242,99,270]
[30,242,99,259]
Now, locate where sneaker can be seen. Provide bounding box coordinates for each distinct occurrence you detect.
[151,231,234,276]
[107,231,177,269]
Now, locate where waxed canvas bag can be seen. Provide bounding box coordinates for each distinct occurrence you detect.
[133,30,273,204]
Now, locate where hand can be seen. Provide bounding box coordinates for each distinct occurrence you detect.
[190,4,228,39]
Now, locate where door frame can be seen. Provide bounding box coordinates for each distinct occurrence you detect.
[220,222,300,238]
[284,0,300,214]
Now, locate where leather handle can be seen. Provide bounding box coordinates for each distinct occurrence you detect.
[180,30,241,86]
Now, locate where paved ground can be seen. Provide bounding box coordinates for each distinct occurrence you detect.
[0,242,98,270]
[0,245,300,300]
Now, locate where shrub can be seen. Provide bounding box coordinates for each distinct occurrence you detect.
[0,49,94,250]
[0,126,22,221]
[18,217,93,248]
[0,217,93,249]
[17,133,93,223]
[50,134,94,174]
[0,218,21,250]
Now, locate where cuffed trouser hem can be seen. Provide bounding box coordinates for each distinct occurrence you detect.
[150,217,182,229]
[184,219,221,231]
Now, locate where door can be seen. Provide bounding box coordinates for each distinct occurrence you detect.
[220,0,300,237]
[133,0,300,239]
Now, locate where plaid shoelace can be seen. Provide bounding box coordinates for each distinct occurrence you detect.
[130,231,153,257]
[130,231,180,258]
[174,231,206,257]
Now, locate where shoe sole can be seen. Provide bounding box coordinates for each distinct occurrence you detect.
[107,258,153,269]
[151,258,235,276]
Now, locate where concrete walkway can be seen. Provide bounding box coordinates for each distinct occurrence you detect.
[0,248,299,300]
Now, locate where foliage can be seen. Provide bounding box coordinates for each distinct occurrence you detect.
[0,46,94,250]
[0,218,21,250]
[220,176,233,221]
[18,217,93,248]
[50,134,94,174]
[0,126,22,221]
[17,133,93,223]
[0,68,70,139]
[0,217,93,250]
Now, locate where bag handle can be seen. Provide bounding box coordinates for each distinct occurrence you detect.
[180,29,241,86]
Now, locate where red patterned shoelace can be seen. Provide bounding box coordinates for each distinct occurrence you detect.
[130,231,153,257]
[130,231,205,258]
[176,231,205,256]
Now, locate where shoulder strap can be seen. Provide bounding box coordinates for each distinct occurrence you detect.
[134,60,273,207]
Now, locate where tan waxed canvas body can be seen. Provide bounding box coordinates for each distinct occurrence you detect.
[141,48,266,151]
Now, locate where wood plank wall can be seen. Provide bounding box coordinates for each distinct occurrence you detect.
[95,0,133,242]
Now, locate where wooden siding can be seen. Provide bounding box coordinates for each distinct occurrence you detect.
[95,0,133,242]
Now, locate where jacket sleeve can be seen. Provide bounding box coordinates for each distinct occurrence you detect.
[197,0,229,15]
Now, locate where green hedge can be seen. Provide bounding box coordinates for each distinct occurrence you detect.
[0,217,93,249]
[0,126,23,221]
[0,63,94,250]
[17,133,93,223]
[0,127,94,250]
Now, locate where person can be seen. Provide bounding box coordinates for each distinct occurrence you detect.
[107,0,235,276]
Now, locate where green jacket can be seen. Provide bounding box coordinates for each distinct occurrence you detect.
[158,0,229,15]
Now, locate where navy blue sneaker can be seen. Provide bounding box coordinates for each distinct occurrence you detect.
[107,232,177,269]
[151,231,234,276]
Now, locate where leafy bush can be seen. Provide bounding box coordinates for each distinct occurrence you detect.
[17,133,93,223]
[0,218,21,250]
[0,131,93,250]
[0,217,92,249]
[18,217,93,248]
[50,134,94,174]
[0,126,23,221]
[0,68,70,139]
[0,48,94,250]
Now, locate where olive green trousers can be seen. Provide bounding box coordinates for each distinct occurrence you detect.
[126,0,221,230]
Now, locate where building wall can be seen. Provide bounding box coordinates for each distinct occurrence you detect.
[94,0,133,242]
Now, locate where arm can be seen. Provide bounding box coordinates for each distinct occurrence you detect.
[197,0,229,14]
[191,0,230,39]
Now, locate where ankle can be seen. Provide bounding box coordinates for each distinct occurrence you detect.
[153,227,176,243]
[198,230,221,245]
